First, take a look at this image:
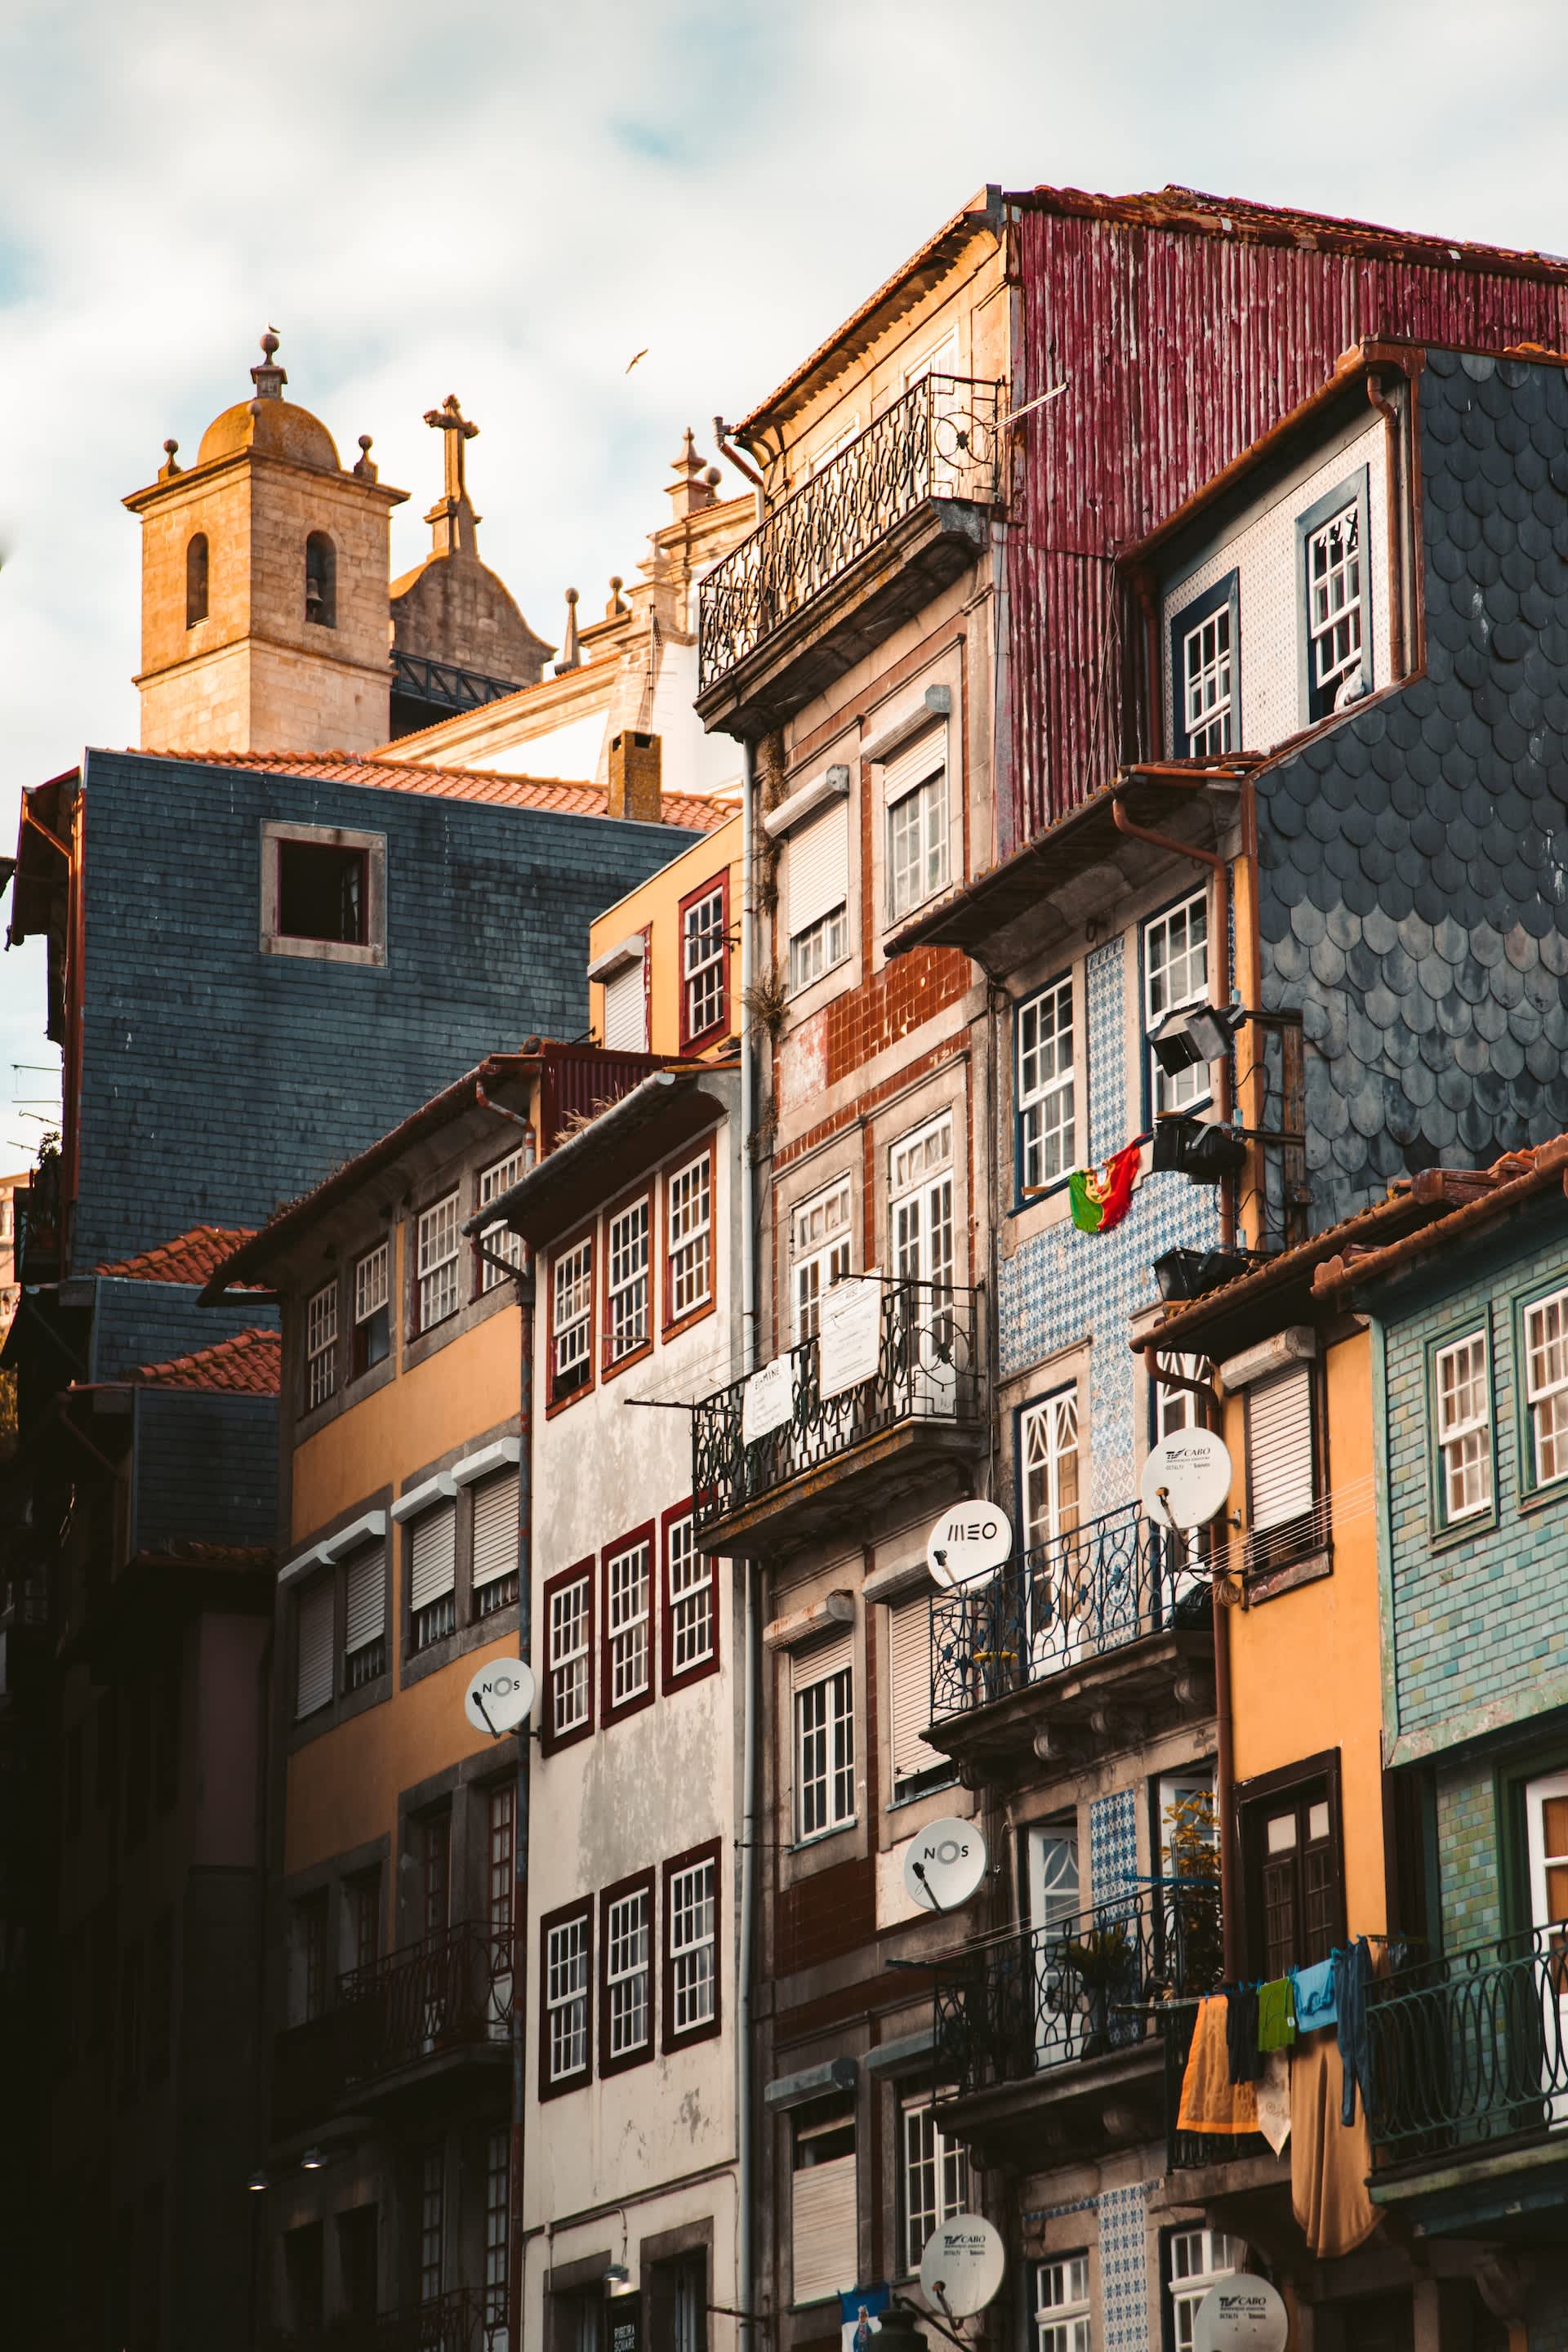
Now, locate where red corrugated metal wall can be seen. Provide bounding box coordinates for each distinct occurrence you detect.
[1004,206,1568,846]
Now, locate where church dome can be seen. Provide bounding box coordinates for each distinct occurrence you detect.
[195,331,342,473]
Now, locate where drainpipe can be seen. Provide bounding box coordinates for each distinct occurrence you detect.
[1365,374,1406,682]
[510,1263,535,2352]
[736,733,760,2352]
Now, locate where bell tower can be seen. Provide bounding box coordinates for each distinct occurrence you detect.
[124,331,408,756]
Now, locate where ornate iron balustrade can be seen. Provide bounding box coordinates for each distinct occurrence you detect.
[929,1500,1211,1718]
[390,649,523,714]
[1365,1928,1568,2165]
[933,1884,1223,2098]
[698,376,1004,690]
[339,1919,514,2085]
[691,1280,980,1532]
[270,2287,506,2352]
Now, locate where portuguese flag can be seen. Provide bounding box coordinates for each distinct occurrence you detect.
[1068,1139,1144,1234]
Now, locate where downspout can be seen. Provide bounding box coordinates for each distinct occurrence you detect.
[737,734,760,2352]
[509,1263,535,2352]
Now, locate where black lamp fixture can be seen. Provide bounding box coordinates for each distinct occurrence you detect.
[1154,1245,1257,1303]
[1150,1003,1241,1076]
[1152,1115,1247,1184]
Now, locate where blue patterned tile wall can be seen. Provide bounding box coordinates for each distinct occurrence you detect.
[1089,1787,1138,1904]
[1086,938,1126,1165]
[1098,2181,1158,2352]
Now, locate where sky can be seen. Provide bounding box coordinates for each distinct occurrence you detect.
[2,0,1566,1164]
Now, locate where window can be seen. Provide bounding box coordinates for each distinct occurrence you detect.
[541,1903,592,2092]
[1434,1330,1492,1523]
[472,1469,520,1618]
[665,1844,719,2045]
[342,1542,386,1689]
[666,1154,713,1323]
[417,2146,443,2303]
[488,1783,515,1954]
[545,1565,593,1748]
[1183,604,1234,756]
[647,2252,706,2352]
[1244,1361,1321,1573]
[305,1280,337,1411]
[408,1500,457,1650]
[1018,980,1076,1193]
[884,727,949,924]
[339,2207,379,2324]
[1022,1390,1080,1553]
[416,1192,461,1332]
[890,1115,954,1296]
[1306,502,1362,715]
[600,1874,653,2070]
[604,1533,653,1715]
[602,956,648,1052]
[606,1199,651,1364]
[148,1912,173,2083]
[1238,1754,1343,1980]
[888,1593,942,1793]
[483,2131,510,2341]
[901,2094,970,2274]
[1524,1285,1568,1490]
[1167,2229,1244,2352]
[665,1510,716,1686]
[185,532,208,628]
[786,798,850,994]
[346,1871,380,1977]
[551,1236,594,1402]
[420,1811,451,1940]
[1035,2256,1091,2352]
[278,839,367,946]
[791,1178,852,1342]
[479,1147,530,1291]
[1144,890,1210,1114]
[305,531,336,628]
[791,2101,857,2306]
[296,1891,328,2024]
[794,1635,855,1839]
[681,880,728,1045]
[351,1241,390,1376]
[295,1579,334,1721]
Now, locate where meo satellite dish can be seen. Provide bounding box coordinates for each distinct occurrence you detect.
[1138,1429,1232,1532]
[902,1818,987,1913]
[927,1502,1013,1591]
[464,1657,537,1738]
[918,2216,1005,2317]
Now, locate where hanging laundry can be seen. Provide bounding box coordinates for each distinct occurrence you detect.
[1291,1956,1338,2031]
[1333,1937,1373,2124]
[1258,1975,1297,2051]
[1255,2047,1291,2156]
[1178,1994,1260,2135]
[1225,1984,1264,2084]
[1068,1138,1144,1233]
[1290,2027,1376,2256]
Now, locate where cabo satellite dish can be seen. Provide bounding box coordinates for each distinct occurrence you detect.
[1192,2278,1289,2352]
[927,1502,1013,1592]
[902,1818,987,1913]
[918,2216,1005,2317]
[1139,1429,1232,1532]
[464,1656,537,1739]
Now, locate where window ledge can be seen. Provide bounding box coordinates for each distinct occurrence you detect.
[1245,1547,1331,1604]
[791,1824,857,1855]
[1516,1478,1568,1519]
[887,1771,960,1811]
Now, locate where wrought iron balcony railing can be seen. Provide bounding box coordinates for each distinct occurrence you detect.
[691,1280,980,1533]
[930,1501,1212,1719]
[933,1883,1223,2099]
[339,1919,514,2086]
[698,376,1004,691]
[1365,1927,1568,2166]
[270,2287,506,2352]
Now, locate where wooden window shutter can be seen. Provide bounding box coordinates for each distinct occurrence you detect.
[787,800,849,938]
[471,1471,519,1590]
[791,2147,857,2303]
[603,961,647,1052]
[1246,1364,1314,1533]
[889,1595,936,1784]
[296,1581,334,1719]
[343,1546,385,1655]
[409,1501,457,1611]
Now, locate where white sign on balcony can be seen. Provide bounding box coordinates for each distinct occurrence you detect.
[742,1356,794,1443]
[819,1276,883,1401]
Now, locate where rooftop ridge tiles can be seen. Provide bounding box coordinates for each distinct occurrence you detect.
[135,1325,281,1396]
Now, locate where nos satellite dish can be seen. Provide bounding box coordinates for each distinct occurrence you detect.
[902,1818,987,1913]
[1139,1429,1232,1532]
[464,1656,537,1739]
[918,2216,1005,2317]
[1192,2278,1289,2352]
[927,1502,1013,1592]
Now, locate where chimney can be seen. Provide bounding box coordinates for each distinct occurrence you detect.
[608,730,662,823]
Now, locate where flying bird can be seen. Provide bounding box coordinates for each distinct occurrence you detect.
[625,348,648,374]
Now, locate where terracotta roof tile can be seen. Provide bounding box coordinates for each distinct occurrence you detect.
[133,748,730,835]
[136,1327,281,1396]
[97,1226,264,1285]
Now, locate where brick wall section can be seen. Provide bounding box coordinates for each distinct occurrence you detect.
[774,1853,876,1976]
[822,947,970,1089]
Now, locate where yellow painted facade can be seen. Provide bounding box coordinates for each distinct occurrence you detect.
[588,809,742,1055]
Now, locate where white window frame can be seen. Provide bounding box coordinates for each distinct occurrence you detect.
[1144,889,1211,1115]
[1169,2229,1244,2352]
[1307,501,1363,706]
[549,1572,591,1738]
[353,1241,390,1374]
[667,1514,715,1676]
[1022,1388,1080,1552]
[305,1280,337,1410]
[552,1236,594,1398]
[1525,1285,1568,1490]
[1018,978,1076,1194]
[479,1147,530,1291]
[1182,604,1234,757]
[791,1177,853,1343]
[546,1913,590,2086]
[1035,2255,1092,2352]
[605,1538,652,1711]
[890,1113,955,1294]
[900,2091,971,2275]
[606,1198,650,1362]
[1435,1330,1492,1523]
[789,904,849,995]
[795,1655,855,1840]
[605,1886,651,2059]
[669,1856,716,2034]
[667,1156,712,1321]
[884,748,950,926]
[483,2128,510,2336]
[416,1192,461,1331]
[682,884,727,1041]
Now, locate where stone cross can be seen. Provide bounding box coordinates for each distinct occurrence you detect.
[423,394,479,505]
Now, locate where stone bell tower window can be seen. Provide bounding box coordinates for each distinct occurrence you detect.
[185,534,208,628]
[305,533,336,629]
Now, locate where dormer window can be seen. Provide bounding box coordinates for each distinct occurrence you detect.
[1306,504,1362,711]
[305,532,336,629]
[185,534,209,628]
[1182,606,1232,757]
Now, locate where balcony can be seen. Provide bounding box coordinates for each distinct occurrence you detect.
[931,1882,1221,2167]
[696,376,1003,737]
[1362,1930,1568,2244]
[925,1502,1215,1775]
[691,1280,982,1556]
[270,2287,505,2352]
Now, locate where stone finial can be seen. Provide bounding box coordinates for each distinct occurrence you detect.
[555,587,581,675]
[666,425,716,518]
[159,439,182,481]
[421,394,480,555]
[705,466,722,490]
[251,326,287,400]
[353,434,378,483]
[423,394,479,502]
[606,575,629,619]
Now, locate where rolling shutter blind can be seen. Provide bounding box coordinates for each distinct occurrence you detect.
[471,1471,519,1588]
[343,1545,385,1653]
[791,2149,857,2304]
[296,1580,333,1719]
[889,1594,936,1783]
[603,962,646,1052]
[1247,1364,1315,1532]
[791,1626,853,1701]
[409,1502,457,1610]
[882,724,946,806]
[788,800,849,938]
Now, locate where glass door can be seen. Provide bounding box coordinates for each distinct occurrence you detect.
[1526,1771,1568,2125]
[890,1118,956,1415]
[1025,1824,1082,2068]
[1022,1391,1081,1673]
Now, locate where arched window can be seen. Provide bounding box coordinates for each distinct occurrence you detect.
[305,533,336,630]
[185,533,209,628]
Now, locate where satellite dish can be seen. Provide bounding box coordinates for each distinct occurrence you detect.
[1139,1429,1232,1532]
[1192,2278,1289,2352]
[918,2216,1004,2317]
[464,1656,536,1738]
[902,1818,987,1913]
[927,1502,1013,1592]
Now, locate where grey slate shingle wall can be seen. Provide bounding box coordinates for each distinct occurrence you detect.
[91,1278,278,1383]
[131,1389,276,1556]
